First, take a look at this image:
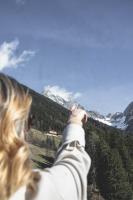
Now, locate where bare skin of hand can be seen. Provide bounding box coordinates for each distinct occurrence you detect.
[68,105,88,126]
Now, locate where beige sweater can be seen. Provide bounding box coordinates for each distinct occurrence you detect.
[10,124,91,200]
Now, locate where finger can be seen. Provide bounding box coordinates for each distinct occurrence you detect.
[70,104,77,112]
[85,112,89,119]
[82,112,88,123]
[84,114,88,123]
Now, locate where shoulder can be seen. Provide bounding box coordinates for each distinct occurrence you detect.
[30,169,61,200]
[10,169,61,200]
[10,186,26,200]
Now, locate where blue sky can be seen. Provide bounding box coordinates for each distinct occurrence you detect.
[0,0,133,114]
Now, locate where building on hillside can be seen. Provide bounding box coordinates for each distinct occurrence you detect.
[48,130,58,135]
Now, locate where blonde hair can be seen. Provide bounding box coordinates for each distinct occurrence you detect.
[0,73,40,200]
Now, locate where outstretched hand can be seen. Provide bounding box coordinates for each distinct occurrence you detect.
[68,105,88,126]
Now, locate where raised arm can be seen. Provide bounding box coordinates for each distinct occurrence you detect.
[41,107,91,200]
[11,108,91,200]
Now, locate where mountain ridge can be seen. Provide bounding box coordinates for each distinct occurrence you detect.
[43,87,133,132]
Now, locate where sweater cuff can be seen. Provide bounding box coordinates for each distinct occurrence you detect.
[62,123,85,147]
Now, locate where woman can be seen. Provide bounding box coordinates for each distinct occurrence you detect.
[0,73,91,200]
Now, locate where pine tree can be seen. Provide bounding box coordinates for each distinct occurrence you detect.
[97,139,133,200]
[119,144,133,189]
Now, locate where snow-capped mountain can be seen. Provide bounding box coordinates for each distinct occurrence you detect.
[43,87,77,109]
[42,87,130,130]
[90,111,127,130]
[124,102,133,132]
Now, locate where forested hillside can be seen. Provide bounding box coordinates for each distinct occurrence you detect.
[23,84,133,200]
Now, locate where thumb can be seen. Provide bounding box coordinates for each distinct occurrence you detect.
[82,113,88,124]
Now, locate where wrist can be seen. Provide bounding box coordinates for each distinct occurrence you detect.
[62,123,85,147]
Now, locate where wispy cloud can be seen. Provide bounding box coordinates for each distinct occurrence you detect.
[43,85,81,102]
[32,27,118,49]
[0,39,35,71]
[16,0,26,5]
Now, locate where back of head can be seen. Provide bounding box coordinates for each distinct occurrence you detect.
[0,73,39,199]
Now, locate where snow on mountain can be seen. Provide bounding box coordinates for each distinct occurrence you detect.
[42,86,127,130]
[88,111,127,129]
[42,85,81,109]
[99,114,127,129]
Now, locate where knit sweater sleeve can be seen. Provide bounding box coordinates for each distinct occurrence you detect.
[39,123,91,200]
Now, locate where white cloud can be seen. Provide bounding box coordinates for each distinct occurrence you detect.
[0,39,35,71]
[43,85,81,102]
[16,0,26,5]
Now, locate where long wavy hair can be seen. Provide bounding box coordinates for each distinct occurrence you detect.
[0,73,40,200]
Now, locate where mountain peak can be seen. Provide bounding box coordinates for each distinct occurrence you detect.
[42,85,81,109]
[42,87,129,130]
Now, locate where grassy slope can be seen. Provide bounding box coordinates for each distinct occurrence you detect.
[26,128,61,169]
